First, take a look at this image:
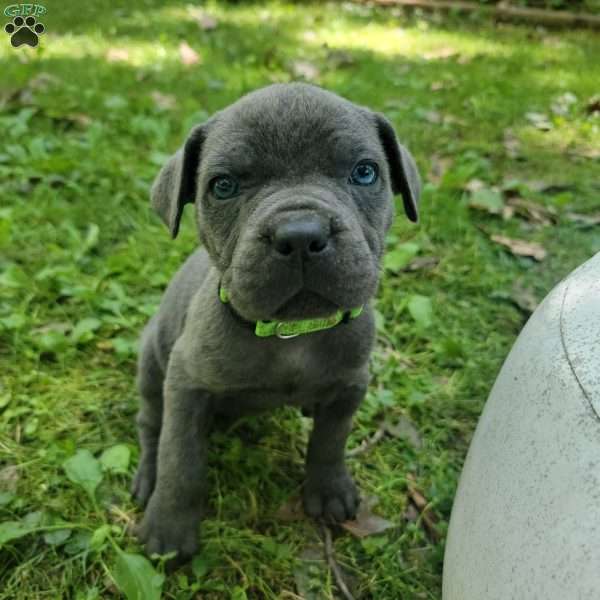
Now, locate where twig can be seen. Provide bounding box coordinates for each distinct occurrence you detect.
[366,0,600,29]
[320,524,356,600]
[346,426,385,457]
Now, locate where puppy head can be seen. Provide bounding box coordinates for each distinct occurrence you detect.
[152,83,420,321]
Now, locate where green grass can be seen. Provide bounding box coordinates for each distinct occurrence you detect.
[1,1,599,598]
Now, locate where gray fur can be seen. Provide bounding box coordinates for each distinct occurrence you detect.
[133,83,420,565]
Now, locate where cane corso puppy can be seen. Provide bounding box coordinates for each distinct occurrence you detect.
[132,82,420,563]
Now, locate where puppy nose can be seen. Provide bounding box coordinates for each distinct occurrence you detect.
[272,218,330,257]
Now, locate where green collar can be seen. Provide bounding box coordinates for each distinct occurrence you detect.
[219,285,363,339]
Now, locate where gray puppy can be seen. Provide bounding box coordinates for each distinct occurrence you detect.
[132,82,420,563]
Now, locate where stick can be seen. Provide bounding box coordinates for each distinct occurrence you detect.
[321,524,356,600]
[367,0,600,29]
[346,426,385,457]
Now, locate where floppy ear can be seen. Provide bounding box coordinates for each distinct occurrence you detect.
[151,123,206,238]
[373,113,421,223]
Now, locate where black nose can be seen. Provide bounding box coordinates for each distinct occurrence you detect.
[272,218,330,257]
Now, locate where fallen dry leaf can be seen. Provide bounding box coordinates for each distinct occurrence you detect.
[382,416,422,449]
[407,474,440,542]
[291,60,320,81]
[196,13,218,31]
[423,47,457,60]
[564,212,600,227]
[294,545,327,600]
[511,281,539,314]
[276,495,304,522]
[490,234,547,261]
[464,178,486,193]
[340,496,395,538]
[503,128,522,159]
[405,256,440,272]
[150,91,177,111]
[506,197,557,226]
[326,49,355,69]
[585,94,600,116]
[525,111,553,131]
[550,92,577,116]
[106,48,129,62]
[64,112,92,127]
[0,465,19,492]
[179,42,201,66]
[429,154,452,185]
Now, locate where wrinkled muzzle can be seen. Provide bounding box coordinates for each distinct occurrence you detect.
[222,187,380,322]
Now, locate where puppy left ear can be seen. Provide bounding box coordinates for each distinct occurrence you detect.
[374,113,421,223]
[151,123,206,238]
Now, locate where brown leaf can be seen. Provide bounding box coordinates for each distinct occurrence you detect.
[511,281,538,314]
[197,13,218,31]
[503,128,522,159]
[106,48,130,62]
[407,474,440,542]
[294,545,327,600]
[64,112,92,127]
[179,42,201,66]
[326,50,355,69]
[490,234,547,261]
[150,91,177,111]
[423,47,457,60]
[525,111,553,131]
[429,154,452,185]
[464,178,485,193]
[0,465,19,493]
[404,256,439,272]
[585,94,600,115]
[340,496,395,538]
[506,197,557,226]
[564,212,600,228]
[382,416,422,449]
[276,495,304,522]
[291,60,320,81]
[421,110,442,124]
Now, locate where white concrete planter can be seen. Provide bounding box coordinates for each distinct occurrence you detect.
[443,252,600,600]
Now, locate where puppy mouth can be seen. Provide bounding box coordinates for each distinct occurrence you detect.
[272,288,340,321]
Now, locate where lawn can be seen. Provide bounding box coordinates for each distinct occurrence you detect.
[0,1,599,598]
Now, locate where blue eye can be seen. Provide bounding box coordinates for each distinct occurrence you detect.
[210,175,239,200]
[350,161,378,186]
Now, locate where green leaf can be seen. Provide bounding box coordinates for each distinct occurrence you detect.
[407,295,433,328]
[468,189,504,214]
[383,242,420,273]
[71,318,102,344]
[0,491,15,506]
[89,524,111,551]
[100,444,130,474]
[43,528,72,546]
[0,521,34,548]
[112,550,164,600]
[63,450,103,499]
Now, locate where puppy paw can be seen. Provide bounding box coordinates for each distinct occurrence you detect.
[135,499,201,568]
[302,467,360,522]
[131,460,156,507]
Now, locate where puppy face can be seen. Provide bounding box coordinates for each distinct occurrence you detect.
[151,83,420,321]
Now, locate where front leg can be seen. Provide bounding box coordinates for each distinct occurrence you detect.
[136,361,213,565]
[302,384,365,522]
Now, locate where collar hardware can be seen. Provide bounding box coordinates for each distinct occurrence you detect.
[218,284,363,339]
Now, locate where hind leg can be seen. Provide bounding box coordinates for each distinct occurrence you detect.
[131,320,164,507]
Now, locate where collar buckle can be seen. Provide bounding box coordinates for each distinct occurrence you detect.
[276,322,300,340]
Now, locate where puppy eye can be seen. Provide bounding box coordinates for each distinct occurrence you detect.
[349,161,378,186]
[210,175,239,200]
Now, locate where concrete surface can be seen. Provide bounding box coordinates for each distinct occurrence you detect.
[443,252,600,600]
